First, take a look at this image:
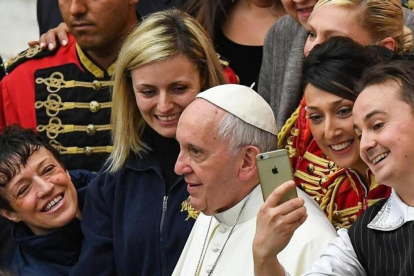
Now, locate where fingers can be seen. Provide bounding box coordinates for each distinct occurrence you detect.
[263,180,296,208]
[56,22,70,47]
[38,23,70,51]
[43,31,58,51]
[28,40,39,47]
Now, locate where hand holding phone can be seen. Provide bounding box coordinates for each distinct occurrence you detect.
[256,149,297,204]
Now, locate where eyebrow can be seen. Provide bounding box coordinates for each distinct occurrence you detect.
[306,22,349,37]
[363,110,387,122]
[353,110,387,131]
[306,98,349,110]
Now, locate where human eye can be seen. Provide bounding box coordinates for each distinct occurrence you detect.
[372,121,385,131]
[337,106,352,117]
[308,113,323,124]
[17,184,30,197]
[307,31,316,41]
[171,85,188,94]
[42,164,56,175]
[188,145,206,162]
[139,89,157,97]
[189,146,202,156]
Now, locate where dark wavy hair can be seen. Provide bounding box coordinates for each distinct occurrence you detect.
[303,36,394,102]
[0,125,64,211]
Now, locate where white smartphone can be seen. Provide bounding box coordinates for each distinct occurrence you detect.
[256,149,297,203]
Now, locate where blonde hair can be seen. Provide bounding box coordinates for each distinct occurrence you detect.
[108,9,227,172]
[313,0,413,54]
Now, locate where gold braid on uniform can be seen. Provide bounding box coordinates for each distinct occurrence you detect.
[318,174,366,229]
[49,140,113,156]
[35,94,111,117]
[35,72,113,93]
[278,106,300,150]
[37,117,111,140]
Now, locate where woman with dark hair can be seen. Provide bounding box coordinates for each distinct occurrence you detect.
[259,0,414,128]
[183,0,286,89]
[0,125,96,276]
[278,37,393,229]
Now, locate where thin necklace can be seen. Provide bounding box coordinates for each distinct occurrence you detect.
[194,191,253,276]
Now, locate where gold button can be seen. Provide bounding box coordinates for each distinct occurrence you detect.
[86,124,96,136]
[333,211,342,221]
[89,101,100,113]
[307,164,314,173]
[328,161,336,170]
[84,146,94,156]
[92,80,102,91]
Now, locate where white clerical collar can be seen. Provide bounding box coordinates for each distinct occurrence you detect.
[368,189,414,231]
[214,184,263,226]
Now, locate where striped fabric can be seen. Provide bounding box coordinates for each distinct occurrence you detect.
[349,199,414,276]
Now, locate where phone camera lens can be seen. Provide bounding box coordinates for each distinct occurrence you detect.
[260,155,264,160]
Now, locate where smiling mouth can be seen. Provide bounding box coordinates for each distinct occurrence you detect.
[43,195,64,212]
[298,7,314,14]
[155,113,180,122]
[372,152,390,165]
[329,140,353,151]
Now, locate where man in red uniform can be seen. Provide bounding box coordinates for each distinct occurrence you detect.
[0,0,139,172]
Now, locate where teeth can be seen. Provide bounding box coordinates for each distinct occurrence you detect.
[330,141,352,151]
[45,195,63,212]
[372,152,389,165]
[157,114,180,122]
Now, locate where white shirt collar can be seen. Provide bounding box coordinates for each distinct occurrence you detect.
[368,188,414,231]
[214,184,263,226]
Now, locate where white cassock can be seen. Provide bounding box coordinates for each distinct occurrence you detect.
[172,184,338,276]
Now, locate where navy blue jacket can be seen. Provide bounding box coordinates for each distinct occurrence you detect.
[71,151,195,276]
[12,219,83,276]
[10,170,96,275]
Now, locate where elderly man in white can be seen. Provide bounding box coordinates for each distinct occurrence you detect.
[172,84,337,276]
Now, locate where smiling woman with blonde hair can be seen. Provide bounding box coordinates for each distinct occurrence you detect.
[71,9,227,276]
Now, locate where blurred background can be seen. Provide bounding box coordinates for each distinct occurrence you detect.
[0,0,38,61]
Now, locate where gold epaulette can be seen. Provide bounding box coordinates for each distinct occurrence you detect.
[3,44,54,74]
[278,106,300,149]
[181,196,199,220]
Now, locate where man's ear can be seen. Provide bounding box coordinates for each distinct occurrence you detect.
[0,209,21,223]
[239,146,260,181]
[378,37,396,52]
